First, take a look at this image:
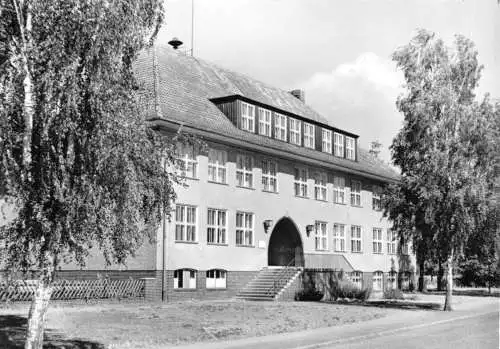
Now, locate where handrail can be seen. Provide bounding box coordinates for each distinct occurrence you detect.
[266,257,297,296]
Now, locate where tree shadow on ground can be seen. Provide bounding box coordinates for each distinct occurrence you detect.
[427,289,500,298]
[322,300,441,311]
[0,315,105,349]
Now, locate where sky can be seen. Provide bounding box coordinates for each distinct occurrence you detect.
[158,0,500,162]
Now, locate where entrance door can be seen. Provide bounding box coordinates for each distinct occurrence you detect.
[268,217,304,267]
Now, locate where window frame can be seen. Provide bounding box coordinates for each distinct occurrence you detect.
[351,225,362,253]
[387,271,397,290]
[387,229,397,255]
[314,171,327,201]
[208,148,227,184]
[346,136,356,160]
[322,128,332,153]
[173,269,197,289]
[372,271,383,291]
[294,167,308,198]
[262,159,278,193]
[274,113,287,141]
[372,228,383,254]
[349,271,363,289]
[175,204,197,243]
[241,101,255,132]
[176,143,198,179]
[236,211,254,247]
[236,154,253,188]
[334,132,344,157]
[207,208,227,245]
[258,107,272,137]
[372,185,382,211]
[289,118,302,146]
[206,269,227,289]
[315,221,328,251]
[350,180,362,207]
[303,122,315,149]
[333,223,346,252]
[333,176,346,204]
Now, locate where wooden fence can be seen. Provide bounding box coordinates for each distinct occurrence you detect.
[0,278,145,302]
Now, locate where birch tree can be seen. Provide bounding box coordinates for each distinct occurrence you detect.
[0,1,185,348]
[385,30,499,311]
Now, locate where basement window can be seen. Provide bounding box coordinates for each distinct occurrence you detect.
[206,269,227,289]
[174,269,197,289]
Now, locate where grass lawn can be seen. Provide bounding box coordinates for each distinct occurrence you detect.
[0,299,389,348]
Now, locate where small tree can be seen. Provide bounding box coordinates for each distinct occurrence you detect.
[0,1,187,348]
[385,30,499,311]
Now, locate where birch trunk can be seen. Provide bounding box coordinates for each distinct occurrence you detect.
[443,250,454,311]
[25,280,53,349]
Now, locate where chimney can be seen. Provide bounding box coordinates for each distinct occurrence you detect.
[289,89,305,103]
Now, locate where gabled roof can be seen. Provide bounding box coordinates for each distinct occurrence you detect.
[134,45,399,182]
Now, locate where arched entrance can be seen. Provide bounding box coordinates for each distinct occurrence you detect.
[268,217,304,267]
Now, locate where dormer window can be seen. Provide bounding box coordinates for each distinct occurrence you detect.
[289,118,302,146]
[334,132,344,157]
[274,113,287,141]
[346,136,356,160]
[241,102,255,132]
[322,128,332,153]
[304,123,315,149]
[258,107,272,137]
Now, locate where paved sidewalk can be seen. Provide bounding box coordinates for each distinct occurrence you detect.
[166,297,499,349]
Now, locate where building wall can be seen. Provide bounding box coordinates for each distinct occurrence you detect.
[163,139,415,275]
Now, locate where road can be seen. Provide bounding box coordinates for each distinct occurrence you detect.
[173,297,499,349]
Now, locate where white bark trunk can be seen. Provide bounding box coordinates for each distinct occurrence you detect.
[443,250,454,311]
[25,280,53,349]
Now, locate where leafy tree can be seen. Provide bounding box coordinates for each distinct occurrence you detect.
[0,1,188,348]
[385,30,499,311]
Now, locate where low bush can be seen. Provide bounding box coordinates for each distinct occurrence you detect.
[383,288,404,300]
[295,289,324,301]
[326,278,371,301]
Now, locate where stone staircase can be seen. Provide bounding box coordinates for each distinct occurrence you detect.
[236,267,303,301]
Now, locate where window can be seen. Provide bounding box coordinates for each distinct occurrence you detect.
[175,205,197,242]
[315,221,328,251]
[274,113,287,141]
[333,176,346,204]
[372,185,382,211]
[333,223,346,252]
[236,212,254,246]
[322,128,332,153]
[346,136,356,160]
[334,132,344,157]
[174,269,197,289]
[262,159,278,192]
[401,242,410,255]
[207,208,227,244]
[350,180,362,206]
[304,123,315,149]
[176,143,198,179]
[289,118,302,146]
[349,271,362,289]
[294,167,308,197]
[236,154,253,188]
[314,172,327,201]
[351,225,362,253]
[258,108,272,137]
[206,269,227,289]
[0,239,5,266]
[387,229,397,255]
[208,148,227,184]
[387,272,397,289]
[241,102,255,132]
[373,228,383,254]
[373,271,383,291]
[402,272,410,290]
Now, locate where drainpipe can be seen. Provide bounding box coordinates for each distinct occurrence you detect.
[161,211,166,301]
